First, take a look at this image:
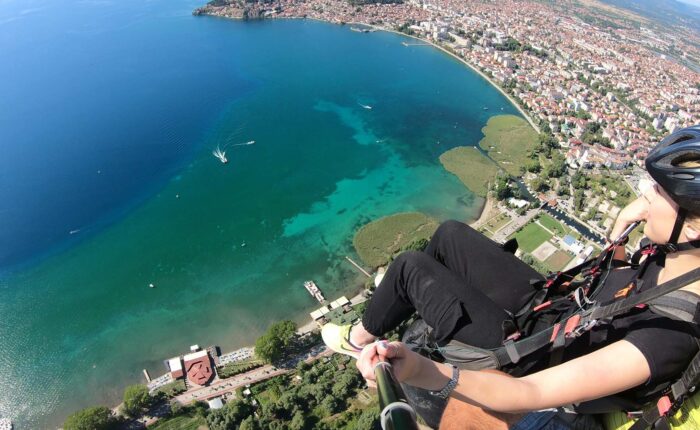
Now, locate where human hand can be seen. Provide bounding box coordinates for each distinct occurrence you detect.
[356,341,425,385]
[609,195,648,241]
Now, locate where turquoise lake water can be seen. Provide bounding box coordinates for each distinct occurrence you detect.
[0,0,520,427]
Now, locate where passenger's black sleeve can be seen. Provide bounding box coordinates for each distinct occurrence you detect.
[623,315,698,385]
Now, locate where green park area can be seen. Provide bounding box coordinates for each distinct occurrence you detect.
[218,358,264,379]
[353,212,438,268]
[477,115,538,176]
[510,222,552,253]
[154,379,187,397]
[439,146,498,197]
[150,415,207,430]
[484,212,512,235]
[536,213,572,238]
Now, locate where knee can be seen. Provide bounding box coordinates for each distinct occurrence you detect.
[393,250,429,268]
[434,220,471,241]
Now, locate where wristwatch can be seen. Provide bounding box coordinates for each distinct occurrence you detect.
[430,364,460,399]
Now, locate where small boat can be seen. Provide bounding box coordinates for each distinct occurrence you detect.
[149,283,155,288]
[303,280,325,303]
[232,140,255,147]
[483,107,489,110]
[69,229,80,235]
[358,102,373,110]
[212,146,228,164]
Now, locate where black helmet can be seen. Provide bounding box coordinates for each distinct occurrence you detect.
[645,125,700,213]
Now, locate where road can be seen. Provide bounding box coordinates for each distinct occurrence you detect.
[173,347,332,405]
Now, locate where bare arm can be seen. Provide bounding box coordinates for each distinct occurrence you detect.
[357,339,651,414]
[446,340,650,412]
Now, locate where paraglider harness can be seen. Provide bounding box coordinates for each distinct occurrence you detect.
[405,217,700,430]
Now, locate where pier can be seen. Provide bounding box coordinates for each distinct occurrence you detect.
[344,256,371,278]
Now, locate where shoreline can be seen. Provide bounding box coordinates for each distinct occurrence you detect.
[354,22,541,134]
[469,194,496,229]
[198,12,540,136]
[196,13,536,225]
[103,14,521,421]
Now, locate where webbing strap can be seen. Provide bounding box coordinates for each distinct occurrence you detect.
[671,349,700,400]
[589,267,700,322]
[649,292,700,326]
[494,267,700,368]
[629,352,700,430]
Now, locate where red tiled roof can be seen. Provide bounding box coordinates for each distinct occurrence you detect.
[185,353,213,386]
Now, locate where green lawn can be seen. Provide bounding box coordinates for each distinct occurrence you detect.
[478,115,538,176]
[439,146,498,197]
[149,415,207,430]
[353,212,439,268]
[154,379,187,398]
[218,358,264,379]
[537,213,569,238]
[510,223,552,253]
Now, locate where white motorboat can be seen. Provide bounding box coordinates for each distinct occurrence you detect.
[212,146,228,164]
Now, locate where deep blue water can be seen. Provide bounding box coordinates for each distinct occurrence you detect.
[0,1,521,428]
[0,0,249,269]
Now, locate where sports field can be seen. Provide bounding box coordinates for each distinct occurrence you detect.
[544,250,573,271]
[511,222,552,253]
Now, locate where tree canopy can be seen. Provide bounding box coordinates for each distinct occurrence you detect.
[255,320,297,363]
[63,406,117,430]
[122,384,152,418]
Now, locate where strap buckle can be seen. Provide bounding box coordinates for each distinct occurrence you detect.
[657,396,672,416]
[660,243,679,253]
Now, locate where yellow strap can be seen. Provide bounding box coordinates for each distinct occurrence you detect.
[604,390,700,430]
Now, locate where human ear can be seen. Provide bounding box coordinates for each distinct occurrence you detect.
[685,225,700,241]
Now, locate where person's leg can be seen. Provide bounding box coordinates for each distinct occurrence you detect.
[425,220,544,314]
[361,251,513,347]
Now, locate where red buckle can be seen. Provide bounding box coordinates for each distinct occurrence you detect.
[533,301,552,312]
[505,331,521,342]
[549,323,561,342]
[564,315,581,335]
[657,396,672,416]
[635,304,647,309]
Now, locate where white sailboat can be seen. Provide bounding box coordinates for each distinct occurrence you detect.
[212,146,228,164]
[358,102,373,110]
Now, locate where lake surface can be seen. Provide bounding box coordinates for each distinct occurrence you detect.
[0,0,520,427]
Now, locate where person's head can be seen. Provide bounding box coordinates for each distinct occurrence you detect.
[644,125,700,248]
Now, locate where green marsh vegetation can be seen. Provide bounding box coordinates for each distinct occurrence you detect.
[478,115,539,176]
[353,212,438,268]
[439,146,498,197]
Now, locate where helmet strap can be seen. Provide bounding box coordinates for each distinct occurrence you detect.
[669,207,687,245]
[658,208,700,253]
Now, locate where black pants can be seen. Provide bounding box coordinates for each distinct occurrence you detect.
[362,220,544,348]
